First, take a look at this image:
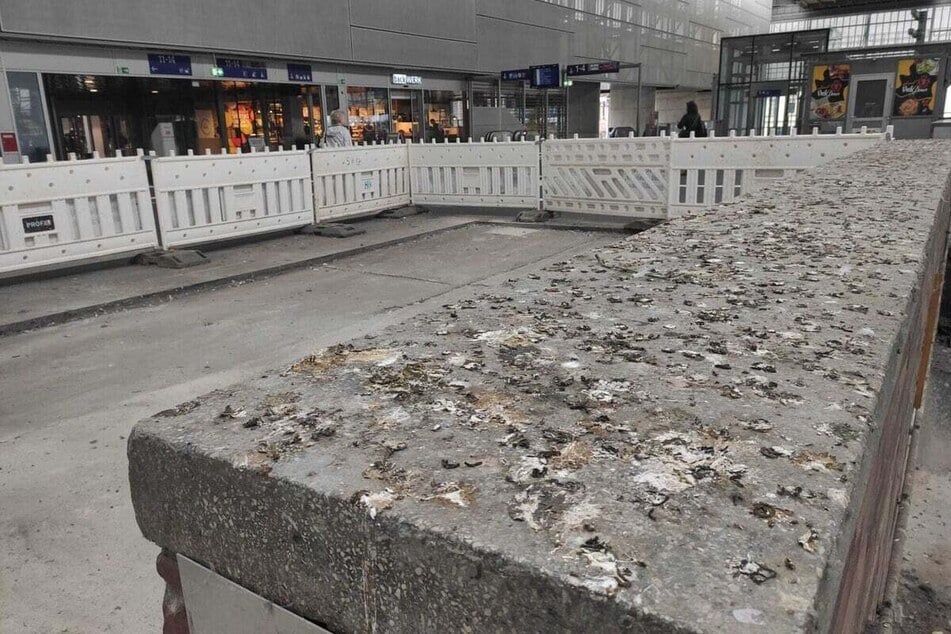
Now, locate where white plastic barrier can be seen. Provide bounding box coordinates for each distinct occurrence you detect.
[668,128,886,215]
[312,143,410,221]
[542,137,670,219]
[409,140,540,208]
[0,152,157,275]
[152,149,314,248]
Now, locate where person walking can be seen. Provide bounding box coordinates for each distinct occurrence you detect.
[677,101,707,138]
[323,110,353,147]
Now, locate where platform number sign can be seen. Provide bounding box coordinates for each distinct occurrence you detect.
[287,63,313,83]
[215,57,268,80]
[148,54,193,76]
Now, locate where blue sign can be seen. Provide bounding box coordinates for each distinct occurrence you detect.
[287,63,313,83]
[530,64,560,89]
[501,68,530,81]
[756,88,783,98]
[148,54,193,76]
[216,57,268,80]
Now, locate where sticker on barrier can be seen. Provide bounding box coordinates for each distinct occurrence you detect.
[0,153,157,275]
[151,149,314,249]
[312,144,410,221]
[409,140,540,208]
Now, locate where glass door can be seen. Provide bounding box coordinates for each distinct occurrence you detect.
[848,74,893,132]
[752,93,782,134]
[390,89,422,141]
[220,82,264,153]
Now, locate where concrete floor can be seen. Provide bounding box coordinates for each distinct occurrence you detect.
[0,224,617,633]
[0,213,481,334]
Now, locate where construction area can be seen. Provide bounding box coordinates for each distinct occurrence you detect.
[2,137,947,633]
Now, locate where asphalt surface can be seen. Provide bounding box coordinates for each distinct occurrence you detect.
[0,224,617,633]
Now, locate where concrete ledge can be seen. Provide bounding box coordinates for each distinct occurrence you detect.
[129,142,951,633]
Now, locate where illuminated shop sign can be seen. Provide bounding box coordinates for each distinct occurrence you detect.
[391,73,422,86]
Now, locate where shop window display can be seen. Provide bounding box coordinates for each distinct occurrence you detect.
[424,90,465,141]
[40,74,324,159]
[347,86,390,144]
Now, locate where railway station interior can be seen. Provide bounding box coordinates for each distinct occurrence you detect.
[2,2,951,634]
[6,1,951,161]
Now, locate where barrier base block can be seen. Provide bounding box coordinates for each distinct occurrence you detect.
[379,205,425,219]
[134,250,209,269]
[299,223,367,238]
[515,209,551,223]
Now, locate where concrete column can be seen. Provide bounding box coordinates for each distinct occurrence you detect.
[608,85,655,135]
[566,82,600,138]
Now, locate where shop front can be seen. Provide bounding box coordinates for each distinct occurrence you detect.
[345,75,466,144]
[37,74,328,160]
[0,41,470,161]
[717,30,951,139]
[218,82,322,153]
[803,49,947,139]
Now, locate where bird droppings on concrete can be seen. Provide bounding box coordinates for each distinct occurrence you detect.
[130,141,951,633]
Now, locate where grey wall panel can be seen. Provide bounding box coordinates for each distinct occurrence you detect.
[0,40,121,74]
[0,0,353,59]
[474,0,574,32]
[349,0,477,43]
[475,16,569,71]
[0,0,771,89]
[350,27,478,71]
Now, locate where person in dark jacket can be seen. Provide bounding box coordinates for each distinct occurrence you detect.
[677,101,707,138]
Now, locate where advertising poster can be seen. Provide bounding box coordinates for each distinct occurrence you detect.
[893,58,940,116]
[810,64,850,120]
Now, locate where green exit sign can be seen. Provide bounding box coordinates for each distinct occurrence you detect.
[211,67,224,77]
[117,66,130,74]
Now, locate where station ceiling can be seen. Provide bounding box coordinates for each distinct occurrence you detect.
[774,0,939,18]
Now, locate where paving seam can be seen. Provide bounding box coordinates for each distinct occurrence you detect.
[318,264,451,286]
[0,218,628,338]
[367,233,615,315]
